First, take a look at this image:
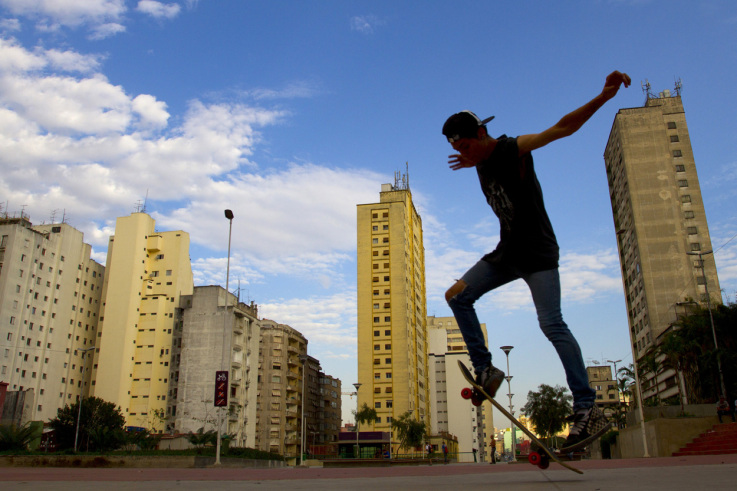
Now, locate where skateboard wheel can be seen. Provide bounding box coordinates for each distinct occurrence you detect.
[538,456,550,469]
[471,395,483,407]
[528,451,541,465]
[461,387,473,400]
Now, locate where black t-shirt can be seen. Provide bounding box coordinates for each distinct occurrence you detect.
[476,136,559,272]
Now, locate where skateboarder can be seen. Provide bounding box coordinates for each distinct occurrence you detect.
[442,70,630,451]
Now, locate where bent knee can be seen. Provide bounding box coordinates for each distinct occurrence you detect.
[445,280,467,303]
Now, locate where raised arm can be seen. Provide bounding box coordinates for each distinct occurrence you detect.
[516,71,631,156]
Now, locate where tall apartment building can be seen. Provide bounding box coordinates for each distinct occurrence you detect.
[356,174,430,436]
[169,286,260,448]
[256,319,308,459]
[427,316,494,462]
[90,212,193,430]
[316,370,342,452]
[604,87,721,402]
[0,216,104,422]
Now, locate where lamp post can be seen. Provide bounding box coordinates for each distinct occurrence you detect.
[687,250,727,399]
[215,209,234,466]
[353,382,362,459]
[607,359,622,427]
[500,346,515,462]
[74,346,96,453]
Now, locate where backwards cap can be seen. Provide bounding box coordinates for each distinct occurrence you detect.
[442,110,494,143]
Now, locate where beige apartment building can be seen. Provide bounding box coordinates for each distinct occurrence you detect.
[604,87,721,403]
[356,174,430,436]
[0,216,103,422]
[256,319,308,459]
[90,212,193,430]
[586,365,619,411]
[168,286,260,448]
[427,316,494,462]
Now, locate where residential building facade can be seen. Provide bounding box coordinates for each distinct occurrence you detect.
[168,286,260,448]
[427,316,494,462]
[90,212,193,430]
[0,216,103,422]
[256,319,307,459]
[604,87,721,402]
[357,174,430,437]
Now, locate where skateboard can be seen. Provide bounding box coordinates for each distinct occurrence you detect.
[458,360,583,474]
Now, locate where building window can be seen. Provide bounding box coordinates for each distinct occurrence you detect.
[690,243,701,251]
[681,195,691,203]
[375,402,381,408]
[678,180,688,187]
[667,122,677,129]
[675,164,685,172]
[670,135,679,143]
[687,227,698,235]
[673,150,682,157]
[684,211,695,219]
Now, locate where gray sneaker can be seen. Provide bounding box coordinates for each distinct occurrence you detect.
[475,364,505,398]
[561,405,611,452]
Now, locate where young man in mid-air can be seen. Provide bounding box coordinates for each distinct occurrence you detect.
[442,71,631,451]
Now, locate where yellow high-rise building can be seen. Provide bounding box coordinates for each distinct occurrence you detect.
[356,174,430,436]
[90,212,193,430]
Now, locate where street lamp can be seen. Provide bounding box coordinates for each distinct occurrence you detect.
[353,382,362,459]
[74,346,96,453]
[687,250,727,399]
[500,346,515,462]
[216,209,234,466]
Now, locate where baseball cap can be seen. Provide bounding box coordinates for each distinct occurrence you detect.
[442,110,495,143]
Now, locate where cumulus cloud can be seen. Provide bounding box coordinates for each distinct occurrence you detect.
[0,0,127,38]
[136,1,181,19]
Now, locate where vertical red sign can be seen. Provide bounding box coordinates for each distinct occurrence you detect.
[214,370,229,407]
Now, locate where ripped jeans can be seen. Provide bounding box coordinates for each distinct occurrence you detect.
[447,259,595,410]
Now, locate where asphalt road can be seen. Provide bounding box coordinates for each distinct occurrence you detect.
[2,455,737,490]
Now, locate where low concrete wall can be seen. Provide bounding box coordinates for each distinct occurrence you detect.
[0,455,285,468]
[619,415,718,458]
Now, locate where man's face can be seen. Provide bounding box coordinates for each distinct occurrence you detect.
[450,135,485,165]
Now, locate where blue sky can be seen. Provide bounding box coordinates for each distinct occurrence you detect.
[1,1,736,428]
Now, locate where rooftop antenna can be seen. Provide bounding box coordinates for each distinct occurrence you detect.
[50,209,59,224]
[674,77,683,96]
[641,79,654,101]
[134,200,144,213]
[143,189,149,214]
[62,209,68,224]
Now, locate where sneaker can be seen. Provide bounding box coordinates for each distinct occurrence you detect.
[475,364,505,398]
[561,405,611,452]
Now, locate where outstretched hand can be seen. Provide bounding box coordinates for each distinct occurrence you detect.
[601,71,631,101]
[448,153,477,171]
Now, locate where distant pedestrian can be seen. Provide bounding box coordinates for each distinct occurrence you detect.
[442,442,449,463]
[717,396,734,423]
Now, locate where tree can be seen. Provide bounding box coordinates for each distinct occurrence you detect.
[520,384,572,447]
[186,428,217,453]
[49,397,126,452]
[353,402,378,430]
[391,412,426,455]
[0,422,38,452]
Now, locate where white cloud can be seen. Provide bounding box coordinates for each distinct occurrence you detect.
[0,0,127,36]
[136,0,181,19]
[350,14,383,34]
[0,17,21,32]
[132,93,170,128]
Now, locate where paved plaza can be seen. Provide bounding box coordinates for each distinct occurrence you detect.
[2,455,737,490]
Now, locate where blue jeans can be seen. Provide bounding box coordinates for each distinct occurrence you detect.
[447,259,595,410]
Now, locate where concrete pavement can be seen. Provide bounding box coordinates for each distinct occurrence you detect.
[2,455,737,490]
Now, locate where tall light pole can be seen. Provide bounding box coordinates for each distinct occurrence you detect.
[500,346,515,462]
[215,209,234,466]
[353,382,362,458]
[607,359,622,427]
[74,346,96,453]
[687,250,727,399]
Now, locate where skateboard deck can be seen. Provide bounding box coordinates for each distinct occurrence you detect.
[458,360,583,474]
